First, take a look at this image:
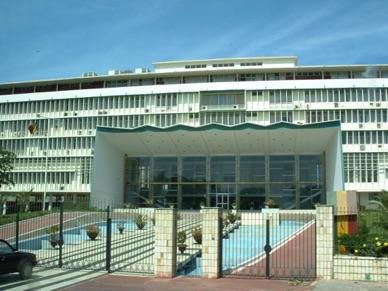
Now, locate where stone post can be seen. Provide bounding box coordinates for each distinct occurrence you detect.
[316,205,334,279]
[154,208,176,277]
[202,207,222,279]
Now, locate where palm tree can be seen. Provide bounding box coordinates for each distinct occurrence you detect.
[16,188,34,212]
[369,190,388,232]
[0,194,8,215]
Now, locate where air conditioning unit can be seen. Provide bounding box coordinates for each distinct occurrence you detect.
[378,144,383,148]
[145,109,149,113]
[232,104,239,109]
[73,112,78,116]
[98,110,103,115]
[376,102,381,107]
[359,123,363,128]
[360,145,365,151]
[201,106,208,110]
[334,102,339,108]
[78,130,82,135]
[63,112,68,116]
[377,123,382,128]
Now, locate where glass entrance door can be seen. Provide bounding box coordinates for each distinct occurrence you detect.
[216,193,229,209]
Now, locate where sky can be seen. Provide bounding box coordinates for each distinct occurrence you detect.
[1,0,388,83]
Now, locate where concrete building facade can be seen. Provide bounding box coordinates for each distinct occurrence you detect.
[1,56,387,209]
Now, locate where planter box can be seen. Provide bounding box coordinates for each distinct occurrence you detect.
[334,255,388,283]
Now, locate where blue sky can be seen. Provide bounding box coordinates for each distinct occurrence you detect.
[1,0,388,83]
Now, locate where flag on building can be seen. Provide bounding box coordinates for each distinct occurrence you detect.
[28,122,37,135]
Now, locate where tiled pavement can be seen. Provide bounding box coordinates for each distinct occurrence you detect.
[2,268,387,291]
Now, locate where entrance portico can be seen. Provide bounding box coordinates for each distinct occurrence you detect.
[91,121,343,209]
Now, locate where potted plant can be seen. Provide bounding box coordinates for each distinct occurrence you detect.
[134,213,147,230]
[226,211,237,224]
[123,202,133,209]
[177,230,187,254]
[86,225,100,240]
[47,225,59,248]
[117,222,125,234]
[264,197,278,208]
[231,200,237,209]
[145,198,153,208]
[168,203,174,209]
[191,227,202,244]
[223,218,230,229]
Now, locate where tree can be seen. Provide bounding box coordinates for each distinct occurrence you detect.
[17,188,34,212]
[369,190,388,232]
[369,190,388,211]
[0,147,16,189]
[0,194,9,215]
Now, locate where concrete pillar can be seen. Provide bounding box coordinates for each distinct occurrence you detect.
[154,208,177,278]
[202,207,222,279]
[316,205,334,279]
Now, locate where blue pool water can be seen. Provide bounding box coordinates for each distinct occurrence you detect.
[178,221,306,276]
[17,220,148,250]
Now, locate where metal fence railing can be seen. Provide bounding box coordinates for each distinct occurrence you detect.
[0,198,155,274]
[221,210,316,280]
[176,211,202,277]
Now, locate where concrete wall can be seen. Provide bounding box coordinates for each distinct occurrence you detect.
[91,132,124,206]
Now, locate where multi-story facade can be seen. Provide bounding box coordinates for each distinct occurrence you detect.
[1,56,387,210]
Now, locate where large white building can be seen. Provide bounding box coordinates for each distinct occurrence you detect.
[1,56,387,210]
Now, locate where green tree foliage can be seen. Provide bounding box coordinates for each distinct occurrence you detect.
[369,190,388,211]
[369,190,388,232]
[17,188,34,212]
[0,147,16,189]
[0,194,9,215]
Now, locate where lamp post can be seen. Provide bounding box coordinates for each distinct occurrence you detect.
[36,114,56,211]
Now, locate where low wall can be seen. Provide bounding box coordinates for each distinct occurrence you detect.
[333,255,388,283]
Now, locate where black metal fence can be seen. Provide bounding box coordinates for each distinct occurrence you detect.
[1,200,318,280]
[175,211,202,277]
[0,199,155,275]
[221,210,316,280]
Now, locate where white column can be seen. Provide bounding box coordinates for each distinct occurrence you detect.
[202,207,222,278]
[316,205,334,279]
[154,208,177,277]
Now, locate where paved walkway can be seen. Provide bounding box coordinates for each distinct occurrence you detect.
[2,269,388,291]
[62,274,388,291]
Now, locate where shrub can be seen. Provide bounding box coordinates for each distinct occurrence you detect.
[226,211,238,224]
[177,230,187,244]
[134,214,147,229]
[192,227,202,244]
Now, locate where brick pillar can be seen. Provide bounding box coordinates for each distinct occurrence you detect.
[154,208,176,278]
[202,207,222,279]
[316,205,334,279]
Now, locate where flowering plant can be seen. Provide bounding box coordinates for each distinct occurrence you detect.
[339,233,388,257]
[353,236,388,257]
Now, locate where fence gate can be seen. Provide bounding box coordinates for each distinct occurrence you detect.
[222,211,316,280]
